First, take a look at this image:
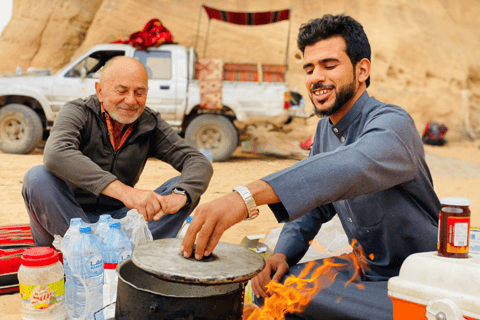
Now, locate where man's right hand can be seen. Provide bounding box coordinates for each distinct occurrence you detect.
[101,180,165,221]
[251,253,289,298]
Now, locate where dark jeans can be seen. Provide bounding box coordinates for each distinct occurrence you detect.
[255,257,393,320]
[22,165,198,246]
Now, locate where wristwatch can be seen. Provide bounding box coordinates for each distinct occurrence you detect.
[233,185,259,221]
[172,188,190,206]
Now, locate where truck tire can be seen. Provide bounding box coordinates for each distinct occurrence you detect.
[0,104,43,154]
[185,114,238,162]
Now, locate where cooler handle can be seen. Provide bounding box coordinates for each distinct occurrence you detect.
[426,299,465,320]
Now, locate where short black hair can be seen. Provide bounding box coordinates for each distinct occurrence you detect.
[297,14,371,87]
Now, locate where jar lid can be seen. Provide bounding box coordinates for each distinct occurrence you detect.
[132,238,265,284]
[21,247,59,267]
[440,197,471,207]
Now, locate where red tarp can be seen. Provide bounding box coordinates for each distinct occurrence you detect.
[203,6,290,26]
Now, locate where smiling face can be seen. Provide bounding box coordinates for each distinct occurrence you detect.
[303,36,369,124]
[95,57,149,125]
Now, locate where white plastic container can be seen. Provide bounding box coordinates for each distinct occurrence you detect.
[388,251,480,320]
[18,247,66,320]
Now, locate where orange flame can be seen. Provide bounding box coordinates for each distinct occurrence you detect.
[244,239,369,320]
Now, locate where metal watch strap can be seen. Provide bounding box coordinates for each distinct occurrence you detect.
[233,185,259,220]
[172,188,190,206]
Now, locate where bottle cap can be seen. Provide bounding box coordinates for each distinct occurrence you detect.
[440,197,471,207]
[70,217,83,225]
[99,214,112,221]
[109,221,121,228]
[21,247,59,267]
[80,226,92,233]
[186,216,192,223]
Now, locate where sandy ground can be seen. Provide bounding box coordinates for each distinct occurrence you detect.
[1,140,480,319]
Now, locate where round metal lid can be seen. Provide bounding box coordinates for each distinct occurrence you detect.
[132,238,265,284]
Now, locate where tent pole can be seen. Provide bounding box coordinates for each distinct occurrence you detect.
[194,5,204,52]
[203,18,211,58]
[285,9,292,70]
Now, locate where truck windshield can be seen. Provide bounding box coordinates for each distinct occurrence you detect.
[66,51,125,78]
[134,51,172,80]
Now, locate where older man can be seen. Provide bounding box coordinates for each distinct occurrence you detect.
[22,56,213,246]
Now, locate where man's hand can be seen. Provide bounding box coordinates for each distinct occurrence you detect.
[180,191,248,260]
[251,253,289,298]
[101,180,186,221]
[180,180,280,260]
[153,193,187,221]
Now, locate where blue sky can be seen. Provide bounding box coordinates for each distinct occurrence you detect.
[0,0,13,36]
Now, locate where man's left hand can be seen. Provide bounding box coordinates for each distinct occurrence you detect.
[153,193,187,220]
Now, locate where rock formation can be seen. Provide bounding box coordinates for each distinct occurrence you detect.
[1,0,480,140]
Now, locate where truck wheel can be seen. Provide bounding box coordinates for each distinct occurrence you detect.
[185,114,238,162]
[0,104,43,154]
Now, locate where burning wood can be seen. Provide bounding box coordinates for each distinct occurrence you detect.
[243,240,368,320]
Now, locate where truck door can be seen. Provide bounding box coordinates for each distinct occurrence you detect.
[134,50,178,124]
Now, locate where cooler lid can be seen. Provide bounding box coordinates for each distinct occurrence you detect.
[388,252,480,318]
[132,238,265,284]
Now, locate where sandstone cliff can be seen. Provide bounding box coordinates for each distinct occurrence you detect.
[1,0,480,140]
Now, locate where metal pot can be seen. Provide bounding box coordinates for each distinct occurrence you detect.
[115,238,265,320]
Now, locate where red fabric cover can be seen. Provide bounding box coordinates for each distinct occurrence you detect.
[112,18,174,50]
[0,224,35,295]
[196,59,223,110]
[203,6,290,25]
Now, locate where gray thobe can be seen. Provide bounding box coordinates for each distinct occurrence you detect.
[259,92,440,319]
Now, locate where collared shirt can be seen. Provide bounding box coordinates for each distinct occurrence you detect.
[263,91,440,279]
[101,103,134,151]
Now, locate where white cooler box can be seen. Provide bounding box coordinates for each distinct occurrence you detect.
[388,251,480,320]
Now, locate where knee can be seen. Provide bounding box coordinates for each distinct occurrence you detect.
[23,165,50,190]
[22,165,62,200]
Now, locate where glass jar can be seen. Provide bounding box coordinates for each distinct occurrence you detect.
[18,247,66,320]
[437,197,471,258]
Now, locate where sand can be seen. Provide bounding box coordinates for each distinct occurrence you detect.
[1,140,480,319]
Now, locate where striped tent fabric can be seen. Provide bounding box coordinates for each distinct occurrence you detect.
[203,6,290,26]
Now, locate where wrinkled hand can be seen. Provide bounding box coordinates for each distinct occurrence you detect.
[153,193,187,221]
[251,253,289,298]
[120,188,164,221]
[102,180,187,221]
[120,188,186,222]
[180,192,248,260]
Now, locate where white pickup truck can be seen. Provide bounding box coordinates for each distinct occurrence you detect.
[0,43,308,161]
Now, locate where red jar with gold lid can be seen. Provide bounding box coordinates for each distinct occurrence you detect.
[437,197,471,258]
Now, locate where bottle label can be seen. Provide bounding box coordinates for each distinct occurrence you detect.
[446,216,470,253]
[119,250,132,261]
[86,254,104,276]
[20,278,65,310]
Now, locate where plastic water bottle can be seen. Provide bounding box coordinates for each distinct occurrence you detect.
[63,218,83,318]
[101,221,132,319]
[176,216,193,238]
[69,225,104,320]
[93,214,112,244]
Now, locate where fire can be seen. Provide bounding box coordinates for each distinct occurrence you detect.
[244,240,369,320]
